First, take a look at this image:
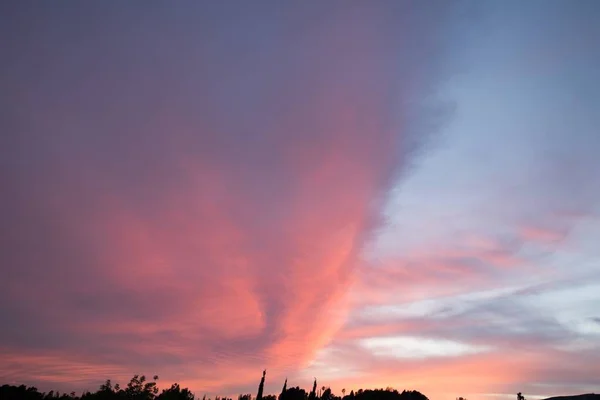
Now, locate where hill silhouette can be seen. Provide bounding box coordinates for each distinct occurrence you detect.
[543,395,599,400]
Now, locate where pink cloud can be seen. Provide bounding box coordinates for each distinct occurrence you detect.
[519,225,568,245]
[351,236,525,308]
[0,2,462,395]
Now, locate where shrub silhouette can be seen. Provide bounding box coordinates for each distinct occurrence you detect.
[156,384,194,400]
[282,387,308,400]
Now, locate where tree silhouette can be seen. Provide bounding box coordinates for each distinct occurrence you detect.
[308,380,317,400]
[1,372,437,400]
[320,388,334,400]
[123,375,159,400]
[279,379,287,400]
[256,370,266,400]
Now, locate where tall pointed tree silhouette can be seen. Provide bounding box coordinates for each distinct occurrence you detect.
[279,378,287,400]
[257,370,266,400]
[308,379,317,400]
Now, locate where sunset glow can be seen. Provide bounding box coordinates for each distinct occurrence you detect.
[1,1,599,400]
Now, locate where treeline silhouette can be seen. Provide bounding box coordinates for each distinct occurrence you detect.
[0,370,429,400]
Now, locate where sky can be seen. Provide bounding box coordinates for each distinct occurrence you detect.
[1,1,599,400]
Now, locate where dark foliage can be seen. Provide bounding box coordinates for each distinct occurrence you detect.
[1,373,430,400]
[345,389,428,400]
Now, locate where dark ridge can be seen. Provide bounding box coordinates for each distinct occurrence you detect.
[543,395,599,400]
